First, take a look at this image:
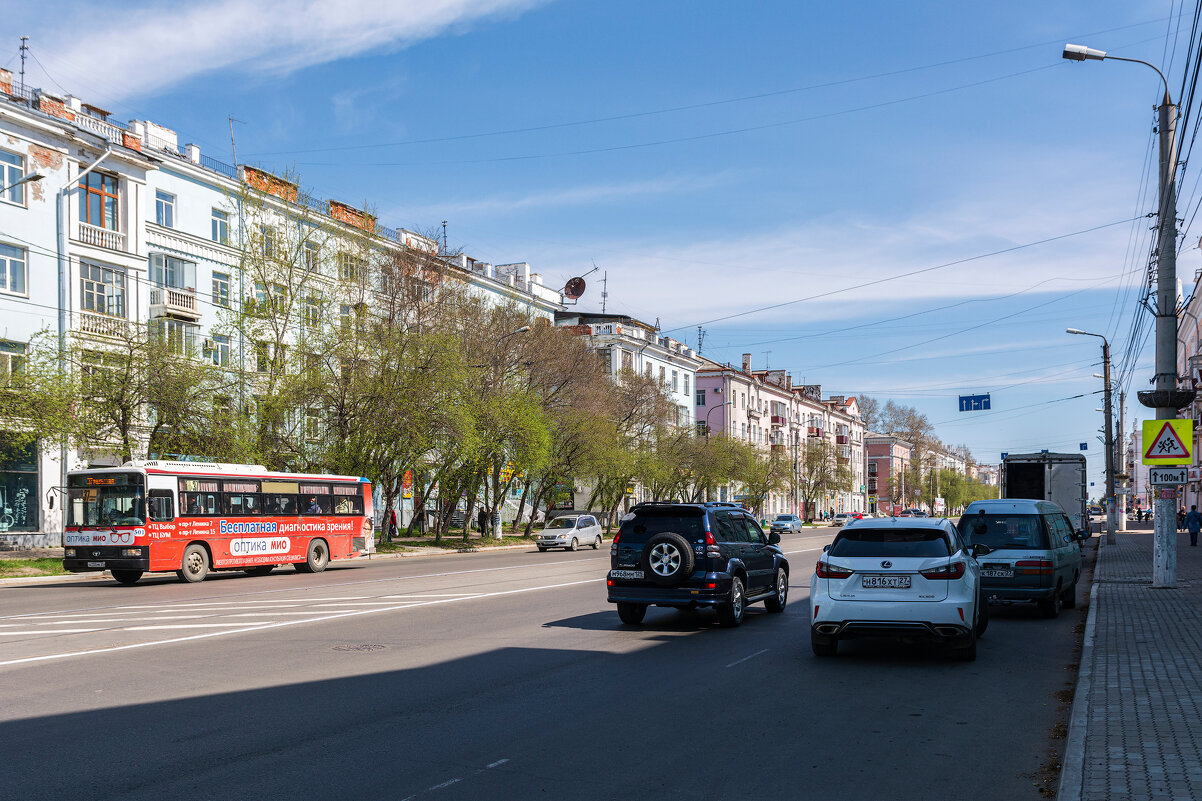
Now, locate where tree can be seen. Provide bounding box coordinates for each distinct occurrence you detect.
[795,439,853,521]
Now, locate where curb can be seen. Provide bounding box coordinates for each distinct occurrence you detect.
[0,540,554,588]
[1057,538,1103,801]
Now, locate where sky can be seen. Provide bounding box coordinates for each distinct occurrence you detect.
[4,0,1194,494]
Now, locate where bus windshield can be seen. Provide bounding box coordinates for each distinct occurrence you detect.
[68,473,145,526]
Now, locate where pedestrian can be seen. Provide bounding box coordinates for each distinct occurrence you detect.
[1179,507,1187,532]
[388,509,398,541]
[477,507,488,535]
[1187,506,1202,547]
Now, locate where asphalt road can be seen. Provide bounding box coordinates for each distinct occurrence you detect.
[0,531,1088,801]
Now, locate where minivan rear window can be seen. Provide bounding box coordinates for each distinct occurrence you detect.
[828,527,951,558]
[619,508,705,543]
[956,513,1049,550]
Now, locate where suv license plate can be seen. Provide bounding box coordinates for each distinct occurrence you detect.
[862,575,910,589]
[981,569,1014,578]
[610,570,644,580]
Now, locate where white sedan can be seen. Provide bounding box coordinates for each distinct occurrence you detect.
[810,517,989,660]
[536,514,604,551]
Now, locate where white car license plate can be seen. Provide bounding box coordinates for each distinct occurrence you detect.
[610,570,644,580]
[87,561,105,568]
[981,569,1014,578]
[862,574,911,589]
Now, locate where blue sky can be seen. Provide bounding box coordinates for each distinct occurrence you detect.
[7,0,1193,491]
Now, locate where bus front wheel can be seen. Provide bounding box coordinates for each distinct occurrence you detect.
[295,539,329,574]
[177,544,210,583]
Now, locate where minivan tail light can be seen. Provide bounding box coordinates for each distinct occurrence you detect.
[815,560,853,579]
[1016,559,1053,575]
[919,561,966,580]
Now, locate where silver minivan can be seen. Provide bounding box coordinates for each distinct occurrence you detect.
[956,499,1086,617]
[536,514,603,551]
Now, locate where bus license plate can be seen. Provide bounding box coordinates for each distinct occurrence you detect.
[87,561,105,568]
[862,575,910,589]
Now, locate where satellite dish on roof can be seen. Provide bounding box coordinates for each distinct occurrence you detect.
[563,277,586,299]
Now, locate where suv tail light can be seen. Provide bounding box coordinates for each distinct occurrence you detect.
[815,560,853,579]
[1016,559,1053,575]
[610,531,619,558]
[919,561,966,580]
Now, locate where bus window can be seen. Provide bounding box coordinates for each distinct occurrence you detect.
[300,484,332,514]
[179,480,219,515]
[148,491,174,522]
[223,493,261,516]
[333,485,364,515]
[262,481,299,516]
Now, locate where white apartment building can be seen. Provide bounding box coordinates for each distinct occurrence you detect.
[0,74,562,546]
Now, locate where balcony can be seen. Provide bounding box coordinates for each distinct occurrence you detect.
[746,407,761,419]
[78,222,126,252]
[836,435,849,445]
[807,426,823,438]
[78,311,129,339]
[770,415,787,428]
[150,287,200,320]
[770,443,786,453]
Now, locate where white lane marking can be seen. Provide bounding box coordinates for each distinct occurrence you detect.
[0,629,105,635]
[486,759,510,769]
[123,623,279,630]
[725,648,769,669]
[428,778,461,791]
[0,577,602,667]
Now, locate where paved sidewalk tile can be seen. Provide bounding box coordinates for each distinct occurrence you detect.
[1069,524,1202,801]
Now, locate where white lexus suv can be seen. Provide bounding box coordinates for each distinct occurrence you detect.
[809,517,990,661]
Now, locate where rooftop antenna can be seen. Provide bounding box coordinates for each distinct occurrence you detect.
[697,326,706,354]
[441,220,448,255]
[19,36,28,94]
[228,116,245,168]
[763,350,772,369]
[601,270,608,314]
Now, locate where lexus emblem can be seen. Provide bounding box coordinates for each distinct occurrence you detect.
[881,560,892,569]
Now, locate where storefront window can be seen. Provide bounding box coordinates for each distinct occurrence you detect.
[0,439,37,532]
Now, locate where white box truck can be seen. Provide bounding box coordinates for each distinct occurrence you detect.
[1001,452,1090,535]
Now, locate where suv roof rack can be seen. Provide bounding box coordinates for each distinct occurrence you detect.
[704,501,742,507]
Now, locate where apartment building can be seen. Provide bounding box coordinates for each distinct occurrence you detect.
[866,434,913,515]
[0,74,562,546]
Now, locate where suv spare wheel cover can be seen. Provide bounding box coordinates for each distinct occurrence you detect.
[641,532,696,587]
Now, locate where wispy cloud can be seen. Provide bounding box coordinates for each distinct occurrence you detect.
[23,0,547,101]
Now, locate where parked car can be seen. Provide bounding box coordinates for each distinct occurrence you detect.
[607,501,790,627]
[536,514,604,552]
[770,514,803,535]
[810,517,989,660]
[956,499,1084,617]
[831,513,853,527]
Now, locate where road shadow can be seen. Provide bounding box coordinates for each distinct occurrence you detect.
[543,605,777,632]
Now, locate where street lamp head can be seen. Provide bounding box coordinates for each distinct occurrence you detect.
[1063,43,1107,62]
[515,325,531,334]
[1066,328,1086,335]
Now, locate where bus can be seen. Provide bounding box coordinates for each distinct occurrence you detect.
[63,461,375,585]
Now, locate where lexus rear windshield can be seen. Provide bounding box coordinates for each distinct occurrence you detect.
[619,508,705,542]
[828,528,951,558]
[957,514,1049,550]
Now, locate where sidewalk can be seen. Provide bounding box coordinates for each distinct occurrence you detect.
[1059,521,1202,801]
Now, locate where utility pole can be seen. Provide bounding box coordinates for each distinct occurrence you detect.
[19,36,28,94]
[1102,339,1116,539]
[1118,391,1127,532]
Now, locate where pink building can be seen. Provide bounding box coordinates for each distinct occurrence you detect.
[866,434,912,515]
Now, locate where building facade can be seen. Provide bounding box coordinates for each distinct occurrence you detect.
[865,434,913,515]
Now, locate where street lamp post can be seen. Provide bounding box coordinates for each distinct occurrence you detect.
[1068,328,1116,537]
[1064,44,1192,586]
[0,171,44,196]
[704,400,732,439]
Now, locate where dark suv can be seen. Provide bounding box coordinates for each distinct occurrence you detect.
[606,502,790,627]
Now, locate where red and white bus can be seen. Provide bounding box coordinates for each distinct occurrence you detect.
[63,461,375,585]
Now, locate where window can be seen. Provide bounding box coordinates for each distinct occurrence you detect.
[305,408,320,442]
[212,271,229,307]
[254,281,286,313]
[262,480,299,516]
[333,484,365,515]
[151,318,200,356]
[867,479,877,493]
[645,362,652,377]
[206,333,230,366]
[696,389,706,406]
[255,341,269,373]
[300,483,332,514]
[868,462,878,476]
[148,492,174,522]
[0,340,26,381]
[304,242,320,273]
[677,405,690,427]
[337,252,365,281]
[179,479,219,516]
[684,374,690,396]
[211,209,229,244]
[155,190,175,228]
[671,370,678,393]
[830,527,951,558]
[78,172,119,229]
[260,225,275,259]
[659,366,666,386]
[0,243,27,295]
[0,150,27,206]
[0,437,38,531]
[222,480,262,516]
[149,253,196,290]
[621,350,633,371]
[304,293,321,328]
[79,262,126,318]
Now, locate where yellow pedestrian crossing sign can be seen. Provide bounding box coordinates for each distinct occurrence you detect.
[1142,419,1194,465]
